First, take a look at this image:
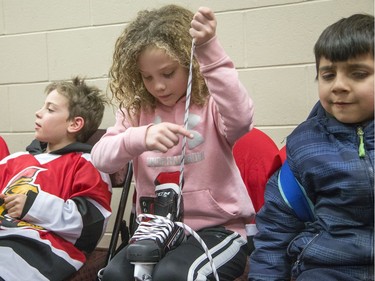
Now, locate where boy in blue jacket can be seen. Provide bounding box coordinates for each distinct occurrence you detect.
[249,14,374,281]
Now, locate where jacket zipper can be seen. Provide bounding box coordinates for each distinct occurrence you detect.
[357,126,365,158]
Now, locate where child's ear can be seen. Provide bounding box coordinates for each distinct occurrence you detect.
[68,116,84,134]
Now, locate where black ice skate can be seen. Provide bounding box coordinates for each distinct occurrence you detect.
[126,171,185,263]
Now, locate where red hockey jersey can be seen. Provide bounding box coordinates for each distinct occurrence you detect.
[0,141,112,281]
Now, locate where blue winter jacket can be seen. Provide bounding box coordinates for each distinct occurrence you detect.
[249,102,374,281]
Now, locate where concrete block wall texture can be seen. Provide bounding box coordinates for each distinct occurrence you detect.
[0,0,373,246]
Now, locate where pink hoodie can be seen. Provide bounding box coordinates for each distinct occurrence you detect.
[92,36,255,238]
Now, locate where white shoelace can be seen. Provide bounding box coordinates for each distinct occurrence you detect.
[122,41,219,281]
[132,41,219,280]
[131,214,176,243]
[178,40,195,190]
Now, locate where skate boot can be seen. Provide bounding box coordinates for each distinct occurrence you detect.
[126,171,185,263]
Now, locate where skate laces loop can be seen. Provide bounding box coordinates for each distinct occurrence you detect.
[134,213,220,281]
[131,214,175,243]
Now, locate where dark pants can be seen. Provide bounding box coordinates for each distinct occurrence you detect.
[102,226,248,281]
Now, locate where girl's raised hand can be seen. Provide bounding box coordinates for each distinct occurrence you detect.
[145,122,193,153]
[190,7,217,46]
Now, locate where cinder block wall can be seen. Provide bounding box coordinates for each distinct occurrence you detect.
[0,0,373,246]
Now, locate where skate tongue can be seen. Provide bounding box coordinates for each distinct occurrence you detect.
[154,172,183,221]
[154,183,180,218]
[155,183,180,195]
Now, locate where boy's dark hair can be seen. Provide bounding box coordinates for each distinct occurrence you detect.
[45,77,108,143]
[314,14,374,73]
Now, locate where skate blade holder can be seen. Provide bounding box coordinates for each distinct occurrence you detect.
[132,262,156,281]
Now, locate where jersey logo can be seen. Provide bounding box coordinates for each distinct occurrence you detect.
[0,166,45,229]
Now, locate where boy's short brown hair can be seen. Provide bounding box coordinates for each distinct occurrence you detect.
[45,77,108,143]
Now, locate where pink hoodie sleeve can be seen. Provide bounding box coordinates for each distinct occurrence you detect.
[194,36,254,145]
[91,110,149,174]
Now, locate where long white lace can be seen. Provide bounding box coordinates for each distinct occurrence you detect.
[130,214,175,243]
[132,40,220,280]
[178,40,195,190]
